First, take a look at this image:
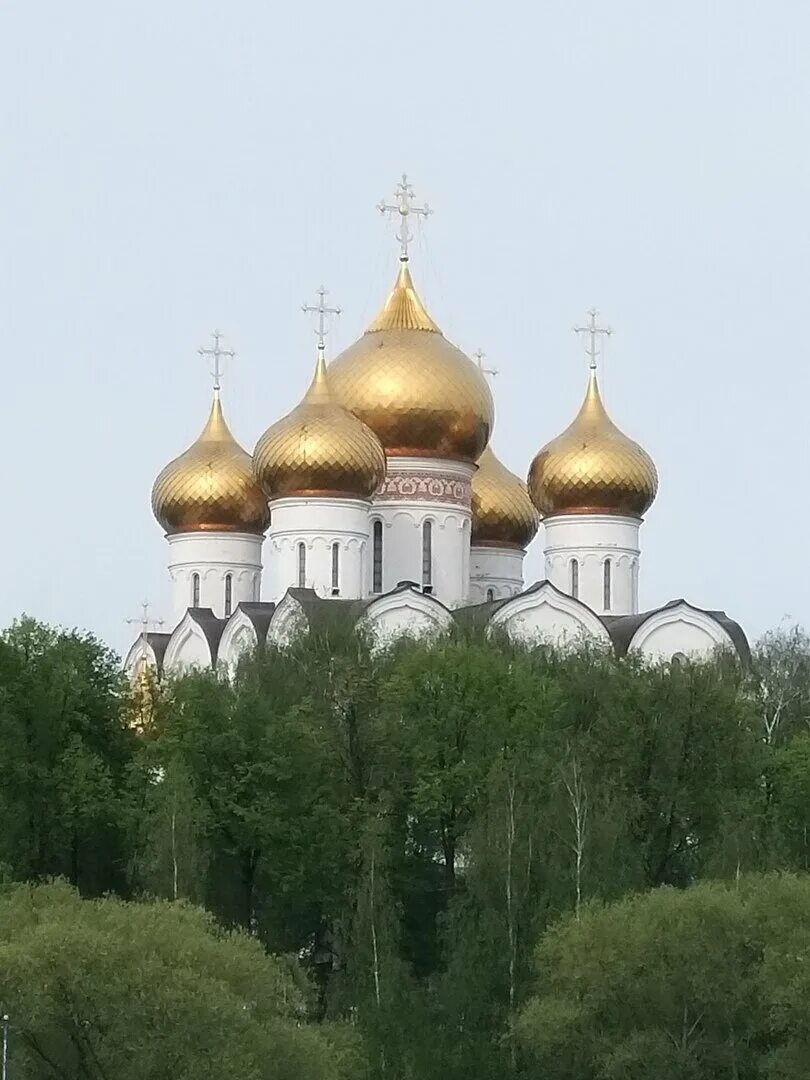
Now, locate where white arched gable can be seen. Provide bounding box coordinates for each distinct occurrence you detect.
[487,581,611,649]
[628,602,735,661]
[123,637,160,681]
[163,612,216,673]
[218,609,260,671]
[267,592,309,647]
[357,587,454,653]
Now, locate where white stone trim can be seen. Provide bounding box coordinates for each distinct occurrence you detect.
[628,601,735,660]
[218,608,260,671]
[487,581,612,648]
[123,636,159,681]
[163,611,216,672]
[267,592,309,647]
[357,586,454,652]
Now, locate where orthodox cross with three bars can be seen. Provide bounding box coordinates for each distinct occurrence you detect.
[126,600,164,638]
[198,330,235,391]
[378,173,432,260]
[302,287,341,349]
[475,348,498,380]
[574,309,612,370]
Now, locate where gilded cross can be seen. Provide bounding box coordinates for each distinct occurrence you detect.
[198,330,235,391]
[474,349,498,380]
[574,309,612,370]
[378,173,432,260]
[126,600,164,638]
[302,287,342,349]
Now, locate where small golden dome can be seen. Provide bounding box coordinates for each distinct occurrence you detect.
[327,261,494,462]
[472,446,540,549]
[528,368,658,518]
[152,393,270,535]
[252,350,386,500]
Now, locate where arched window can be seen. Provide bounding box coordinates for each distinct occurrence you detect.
[331,542,340,596]
[372,520,383,593]
[191,572,200,607]
[486,587,495,603]
[297,543,306,588]
[570,558,579,599]
[224,573,233,617]
[422,520,433,593]
[603,559,612,611]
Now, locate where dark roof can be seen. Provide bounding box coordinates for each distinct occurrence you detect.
[141,586,749,670]
[452,594,518,633]
[284,582,455,635]
[603,599,750,661]
[144,632,171,670]
[284,588,371,631]
[454,579,601,631]
[187,608,227,665]
[233,602,276,642]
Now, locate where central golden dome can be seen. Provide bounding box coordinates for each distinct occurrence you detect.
[528,368,658,518]
[472,446,540,549]
[152,392,270,535]
[253,350,386,500]
[327,261,493,462]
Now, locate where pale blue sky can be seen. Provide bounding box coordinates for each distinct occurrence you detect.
[2,1,807,657]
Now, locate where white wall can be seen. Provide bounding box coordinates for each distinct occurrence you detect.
[372,457,474,609]
[123,636,159,681]
[543,514,641,616]
[469,544,525,603]
[217,610,260,672]
[487,582,612,648]
[265,497,370,601]
[357,587,454,652]
[629,603,735,661]
[162,613,216,671]
[167,531,263,624]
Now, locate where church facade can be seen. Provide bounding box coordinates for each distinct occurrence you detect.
[125,177,746,678]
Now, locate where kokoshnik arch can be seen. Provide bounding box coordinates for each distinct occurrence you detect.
[125,175,746,677]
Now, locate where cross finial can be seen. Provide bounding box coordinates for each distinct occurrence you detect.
[126,600,164,638]
[378,173,432,261]
[302,287,342,351]
[474,348,499,380]
[198,330,235,392]
[573,308,612,370]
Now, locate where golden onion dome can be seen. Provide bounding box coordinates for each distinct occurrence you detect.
[252,349,386,500]
[472,446,540,549]
[327,260,494,462]
[152,392,270,535]
[528,367,658,518]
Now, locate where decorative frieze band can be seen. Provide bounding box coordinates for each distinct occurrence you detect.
[375,471,472,506]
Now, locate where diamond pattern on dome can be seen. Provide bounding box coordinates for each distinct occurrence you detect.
[253,352,386,500]
[327,264,493,463]
[528,370,658,517]
[152,394,270,535]
[472,446,540,548]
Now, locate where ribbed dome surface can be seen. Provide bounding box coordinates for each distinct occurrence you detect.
[528,369,657,518]
[472,446,540,549]
[152,393,270,535]
[327,261,493,462]
[253,351,386,500]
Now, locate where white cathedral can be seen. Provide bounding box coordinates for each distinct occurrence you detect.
[125,176,746,678]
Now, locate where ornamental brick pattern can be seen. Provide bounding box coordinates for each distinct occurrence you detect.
[374,471,471,506]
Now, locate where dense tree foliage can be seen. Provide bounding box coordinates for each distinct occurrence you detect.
[2,616,810,1077]
[0,619,132,893]
[518,873,810,1079]
[0,880,359,1080]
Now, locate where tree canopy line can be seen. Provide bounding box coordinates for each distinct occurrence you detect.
[1,617,810,1078]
